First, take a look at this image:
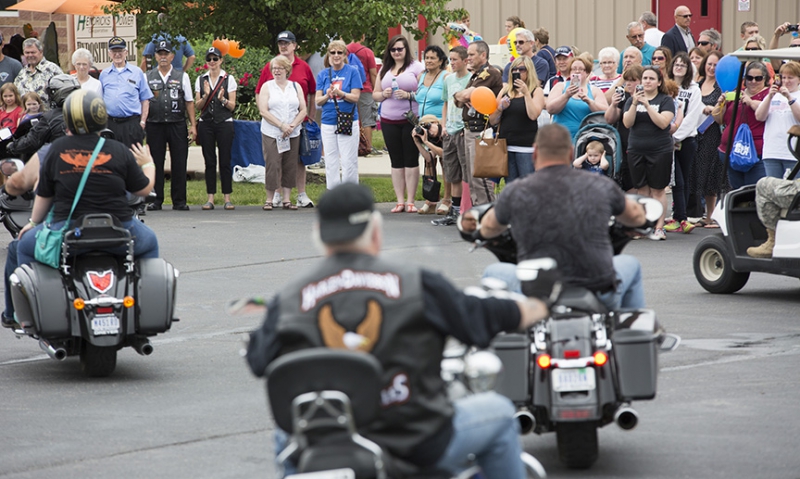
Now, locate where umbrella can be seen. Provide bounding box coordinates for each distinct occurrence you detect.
[9,0,118,16]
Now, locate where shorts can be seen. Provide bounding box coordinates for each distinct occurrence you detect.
[628,149,673,190]
[442,131,466,183]
[357,92,377,128]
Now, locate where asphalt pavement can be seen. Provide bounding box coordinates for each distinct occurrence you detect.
[0,204,799,478]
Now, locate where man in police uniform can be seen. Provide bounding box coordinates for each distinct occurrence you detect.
[145,40,196,211]
[100,36,153,148]
[454,40,503,206]
[246,183,550,478]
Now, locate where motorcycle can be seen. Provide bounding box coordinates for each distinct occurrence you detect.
[229,299,547,479]
[457,197,680,469]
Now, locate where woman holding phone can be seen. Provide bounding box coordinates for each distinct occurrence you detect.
[546,55,608,139]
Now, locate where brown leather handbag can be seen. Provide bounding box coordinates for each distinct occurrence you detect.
[472,123,508,178]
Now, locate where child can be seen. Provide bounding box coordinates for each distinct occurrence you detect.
[0,83,23,134]
[573,140,609,175]
[20,91,44,123]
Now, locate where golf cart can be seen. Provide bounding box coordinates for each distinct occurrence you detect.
[694,47,800,294]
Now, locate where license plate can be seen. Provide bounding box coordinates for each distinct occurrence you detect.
[91,314,120,336]
[552,368,596,392]
[286,470,355,479]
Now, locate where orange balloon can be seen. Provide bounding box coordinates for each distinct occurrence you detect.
[228,40,246,59]
[212,38,229,56]
[471,86,497,115]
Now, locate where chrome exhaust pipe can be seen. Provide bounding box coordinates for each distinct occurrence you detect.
[131,338,153,356]
[39,339,67,361]
[514,409,536,434]
[615,406,639,430]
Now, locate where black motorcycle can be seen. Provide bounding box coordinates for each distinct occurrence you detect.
[458,198,680,469]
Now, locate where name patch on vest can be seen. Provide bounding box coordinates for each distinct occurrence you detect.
[301,269,401,311]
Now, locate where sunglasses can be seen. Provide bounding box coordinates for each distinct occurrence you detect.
[697,41,711,46]
[652,56,666,61]
[390,47,405,53]
[514,40,526,45]
[678,14,693,18]
[745,75,764,82]
[745,47,761,51]
[511,67,527,72]
[207,57,220,62]
[329,51,344,55]
[791,44,800,48]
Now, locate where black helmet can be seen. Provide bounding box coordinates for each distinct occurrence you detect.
[63,89,108,135]
[47,74,81,108]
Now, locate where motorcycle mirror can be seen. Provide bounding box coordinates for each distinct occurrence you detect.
[226,297,268,316]
[457,209,479,235]
[636,197,664,223]
[464,350,503,393]
[0,159,24,177]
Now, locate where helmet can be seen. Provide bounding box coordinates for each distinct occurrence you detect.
[63,90,108,135]
[47,74,81,108]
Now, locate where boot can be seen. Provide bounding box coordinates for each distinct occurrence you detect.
[747,228,775,258]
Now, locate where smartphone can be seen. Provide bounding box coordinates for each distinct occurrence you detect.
[511,71,521,85]
[635,84,644,93]
[571,74,580,84]
[774,76,782,87]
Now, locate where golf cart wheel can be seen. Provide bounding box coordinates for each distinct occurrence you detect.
[556,422,598,469]
[693,234,750,294]
[80,343,117,377]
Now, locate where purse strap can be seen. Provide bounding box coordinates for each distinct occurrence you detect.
[58,137,105,227]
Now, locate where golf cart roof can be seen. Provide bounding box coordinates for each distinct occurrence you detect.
[730,47,800,61]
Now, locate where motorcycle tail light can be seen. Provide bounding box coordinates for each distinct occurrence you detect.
[96,307,113,314]
[537,354,551,369]
[564,349,580,359]
[123,296,135,308]
[593,351,608,366]
[73,298,85,310]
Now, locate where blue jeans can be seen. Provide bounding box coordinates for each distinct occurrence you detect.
[721,150,766,190]
[763,158,797,179]
[274,392,525,479]
[506,151,534,183]
[483,254,645,310]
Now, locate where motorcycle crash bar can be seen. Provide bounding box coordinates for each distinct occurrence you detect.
[39,338,67,361]
[614,406,639,430]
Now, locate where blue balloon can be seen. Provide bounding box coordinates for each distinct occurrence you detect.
[715,55,742,92]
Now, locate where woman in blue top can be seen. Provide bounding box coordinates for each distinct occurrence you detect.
[546,55,608,139]
[415,45,448,214]
[316,39,361,189]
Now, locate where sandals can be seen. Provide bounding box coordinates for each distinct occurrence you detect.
[417,203,435,215]
[391,203,405,213]
[436,199,452,215]
[224,202,235,210]
[405,203,418,213]
[202,202,214,210]
[282,202,298,210]
[262,202,273,211]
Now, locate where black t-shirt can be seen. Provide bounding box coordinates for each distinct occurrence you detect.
[613,93,631,151]
[39,135,149,223]
[623,92,675,154]
[494,164,626,292]
[498,93,538,147]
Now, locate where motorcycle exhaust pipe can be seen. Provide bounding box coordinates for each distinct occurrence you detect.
[131,338,153,356]
[39,339,67,361]
[615,406,639,430]
[514,409,536,435]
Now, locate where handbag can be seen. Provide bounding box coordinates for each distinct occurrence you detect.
[422,159,441,202]
[330,67,354,136]
[299,119,322,166]
[729,122,759,173]
[299,122,312,157]
[358,129,370,156]
[472,124,508,178]
[403,99,418,125]
[35,137,105,269]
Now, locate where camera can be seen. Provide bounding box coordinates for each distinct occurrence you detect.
[615,86,625,96]
[788,24,800,32]
[414,122,431,136]
[635,84,644,93]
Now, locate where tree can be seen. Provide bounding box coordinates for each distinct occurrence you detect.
[113,0,465,54]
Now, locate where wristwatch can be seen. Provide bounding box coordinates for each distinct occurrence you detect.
[789,98,797,106]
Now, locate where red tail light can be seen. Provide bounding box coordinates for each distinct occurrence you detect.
[537,354,551,369]
[564,349,580,359]
[593,351,608,366]
[96,307,113,314]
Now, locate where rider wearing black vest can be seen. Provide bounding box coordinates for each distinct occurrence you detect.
[246,183,549,478]
[144,40,196,211]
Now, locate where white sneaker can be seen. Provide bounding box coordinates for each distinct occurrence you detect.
[296,192,314,208]
[649,228,667,241]
[273,192,282,205]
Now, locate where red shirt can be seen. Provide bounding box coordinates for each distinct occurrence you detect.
[0,106,23,134]
[256,56,316,100]
[718,88,769,157]
[346,42,377,93]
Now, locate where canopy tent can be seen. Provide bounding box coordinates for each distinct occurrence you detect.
[729,47,800,62]
[8,0,118,16]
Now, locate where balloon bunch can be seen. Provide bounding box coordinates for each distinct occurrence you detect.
[446,23,483,50]
[211,38,246,59]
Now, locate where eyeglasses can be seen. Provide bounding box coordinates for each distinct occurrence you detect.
[207,57,220,62]
[511,67,527,72]
[514,40,527,45]
[745,75,764,82]
[678,14,693,18]
[390,47,405,53]
[652,56,666,61]
[271,66,286,71]
[697,41,711,46]
[790,44,800,48]
[673,63,688,69]
[600,61,615,65]
[329,51,344,55]
[745,47,761,51]
[629,34,644,39]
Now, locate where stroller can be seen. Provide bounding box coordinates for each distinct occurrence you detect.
[573,112,623,182]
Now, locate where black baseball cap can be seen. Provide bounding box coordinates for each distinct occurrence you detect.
[155,40,172,53]
[206,47,222,60]
[318,184,375,244]
[554,46,573,57]
[108,36,126,50]
[277,31,296,43]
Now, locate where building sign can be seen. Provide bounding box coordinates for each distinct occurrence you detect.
[74,14,137,69]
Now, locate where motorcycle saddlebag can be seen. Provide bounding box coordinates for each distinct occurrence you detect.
[490,332,531,403]
[135,258,177,334]
[612,309,660,400]
[10,263,70,336]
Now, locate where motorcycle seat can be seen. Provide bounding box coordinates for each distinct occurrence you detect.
[556,286,608,314]
[63,214,132,250]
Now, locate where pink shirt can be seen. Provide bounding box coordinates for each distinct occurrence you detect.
[378,61,424,121]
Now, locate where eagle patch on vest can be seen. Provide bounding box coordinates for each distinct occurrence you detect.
[318,299,382,352]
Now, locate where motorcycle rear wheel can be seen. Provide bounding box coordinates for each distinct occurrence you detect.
[556,422,598,469]
[80,343,117,377]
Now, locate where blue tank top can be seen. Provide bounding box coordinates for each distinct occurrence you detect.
[552,81,593,139]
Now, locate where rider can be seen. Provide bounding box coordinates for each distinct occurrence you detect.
[476,123,648,310]
[15,89,158,276]
[246,183,550,478]
[6,74,80,162]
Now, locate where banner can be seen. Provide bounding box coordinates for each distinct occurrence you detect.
[74,14,137,70]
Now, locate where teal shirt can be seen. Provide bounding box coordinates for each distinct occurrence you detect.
[617,43,657,74]
[442,71,472,135]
